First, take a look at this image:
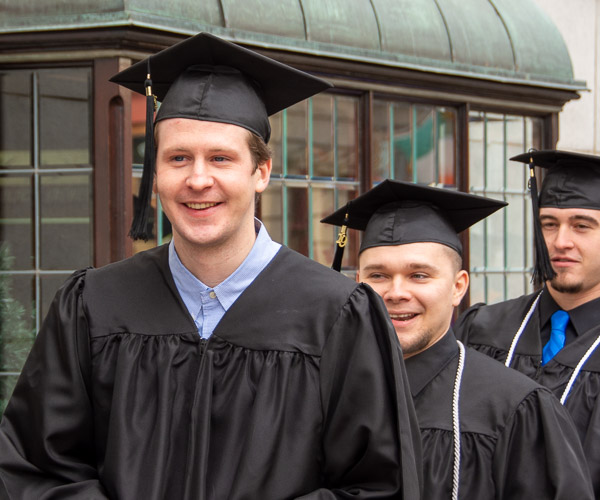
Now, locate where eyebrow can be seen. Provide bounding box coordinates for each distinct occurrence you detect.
[540,214,600,226]
[361,261,440,273]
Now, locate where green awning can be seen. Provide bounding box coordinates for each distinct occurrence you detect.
[0,0,585,90]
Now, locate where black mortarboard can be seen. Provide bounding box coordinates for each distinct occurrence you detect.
[511,150,600,284]
[110,32,332,240]
[321,179,506,271]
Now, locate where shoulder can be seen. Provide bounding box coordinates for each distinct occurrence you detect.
[464,348,541,397]
[218,247,384,354]
[86,245,168,285]
[455,291,540,341]
[80,245,192,335]
[459,348,553,431]
[265,246,360,303]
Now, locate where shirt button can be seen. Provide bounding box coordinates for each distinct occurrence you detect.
[209,291,217,299]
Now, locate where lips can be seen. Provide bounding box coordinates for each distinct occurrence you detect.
[551,255,579,265]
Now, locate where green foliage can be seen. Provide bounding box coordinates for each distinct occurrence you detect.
[0,243,36,416]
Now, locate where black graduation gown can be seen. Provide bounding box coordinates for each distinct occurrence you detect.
[405,331,594,499]
[455,290,600,497]
[0,245,422,500]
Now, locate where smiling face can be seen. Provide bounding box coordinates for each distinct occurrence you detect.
[357,243,468,358]
[541,207,600,303]
[154,118,271,257]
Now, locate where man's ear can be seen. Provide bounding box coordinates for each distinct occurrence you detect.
[452,269,469,307]
[355,269,360,283]
[255,158,272,194]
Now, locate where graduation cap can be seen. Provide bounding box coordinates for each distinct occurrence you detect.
[110,32,332,240]
[321,179,507,271]
[511,149,600,284]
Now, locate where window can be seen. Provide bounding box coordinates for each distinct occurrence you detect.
[372,100,457,187]
[0,67,93,414]
[468,111,542,304]
[262,93,361,269]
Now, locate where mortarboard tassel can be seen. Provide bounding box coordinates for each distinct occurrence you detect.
[129,59,157,241]
[331,202,351,272]
[528,157,556,285]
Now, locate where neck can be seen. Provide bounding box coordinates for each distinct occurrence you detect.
[546,282,600,311]
[173,224,258,288]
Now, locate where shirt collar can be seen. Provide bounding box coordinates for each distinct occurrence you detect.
[404,330,458,398]
[540,286,600,336]
[168,219,281,312]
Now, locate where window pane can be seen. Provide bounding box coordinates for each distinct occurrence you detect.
[505,193,525,269]
[336,96,359,180]
[392,103,412,181]
[287,186,308,254]
[485,114,505,191]
[0,174,33,270]
[486,273,505,307]
[0,71,32,169]
[261,183,283,243]
[312,94,333,177]
[469,272,485,304]
[372,101,390,182]
[437,108,456,186]
[39,68,92,168]
[287,101,307,176]
[414,105,435,184]
[40,173,92,269]
[312,187,335,264]
[269,111,283,176]
[506,116,525,191]
[468,112,485,190]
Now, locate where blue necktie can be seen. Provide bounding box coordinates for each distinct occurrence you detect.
[542,310,569,365]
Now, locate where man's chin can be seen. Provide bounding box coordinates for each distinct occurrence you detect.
[549,277,583,294]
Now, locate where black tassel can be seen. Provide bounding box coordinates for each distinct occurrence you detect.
[529,159,556,285]
[332,202,351,272]
[129,60,156,241]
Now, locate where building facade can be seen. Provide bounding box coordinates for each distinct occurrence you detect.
[0,0,584,413]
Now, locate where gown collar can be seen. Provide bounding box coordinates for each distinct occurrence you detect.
[404,330,458,398]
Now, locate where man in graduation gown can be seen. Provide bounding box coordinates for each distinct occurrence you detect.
[455,150,600,496]
[0,33,422,499]
[322,179,594,499]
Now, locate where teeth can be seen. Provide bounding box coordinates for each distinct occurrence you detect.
[186,202,218,209]
[390,313,416,320]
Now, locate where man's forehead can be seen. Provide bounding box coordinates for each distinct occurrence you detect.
[359,242,453,267]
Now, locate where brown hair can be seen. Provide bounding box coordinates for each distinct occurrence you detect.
[247,131,272,171]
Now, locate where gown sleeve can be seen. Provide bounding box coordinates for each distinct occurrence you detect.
[493,387,594,500]
[0,270,110,499]
[297,284,422,500]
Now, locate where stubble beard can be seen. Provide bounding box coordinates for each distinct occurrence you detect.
[549,272,583,294]
[398,327,435,358]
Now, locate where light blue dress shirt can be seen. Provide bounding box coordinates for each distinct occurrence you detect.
[168,220,281,338]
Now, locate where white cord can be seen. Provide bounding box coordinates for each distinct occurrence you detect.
[505,291,543,367]
[560,334,600,405]
[452,340,466,500]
